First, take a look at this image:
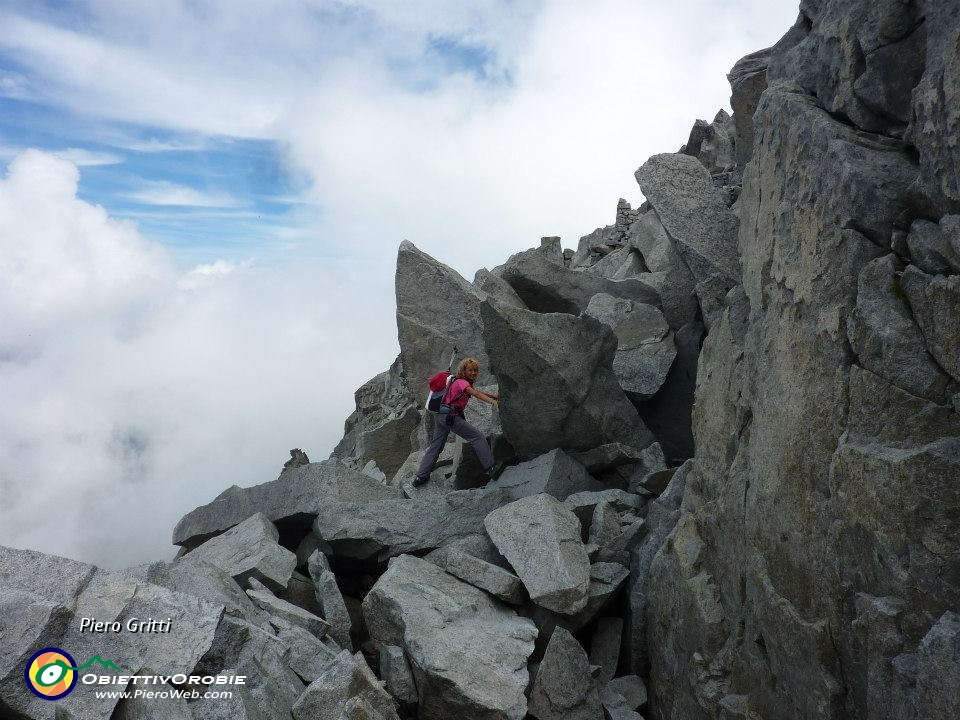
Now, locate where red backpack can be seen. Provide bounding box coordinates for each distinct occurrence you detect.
[424,347,465,412]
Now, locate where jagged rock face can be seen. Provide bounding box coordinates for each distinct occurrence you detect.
[395,239,489,396]
[485,494,592,615]
[527,627,602,720]
[312,487,511,560]
[172,460,401,550]
[647,3,960,718]
[727,48,769,168]
[497,247,661,314]
[363,554,537,720]
[634,153,741,286]
[481,299,655,455]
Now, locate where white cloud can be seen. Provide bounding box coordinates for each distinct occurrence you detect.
[125,179,242,208]
[55,147,124,166]
[0,151,398,568]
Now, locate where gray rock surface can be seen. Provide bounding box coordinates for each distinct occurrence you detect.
[589,617,623,683]
[173,460,400,549]
[906,216,960,275]
[487,448,601,502]
[728,48,770,167]
[352,406,422,480]
[624,209,700,329]
[474,268,528,308]
[435,546,526,605]
[313,487,510,560]
[378,644,418,704]
[527,627,603,720]
[497,246,660,314]
[485,494,591,615]
[307,550,353,649]
[270,616,339,683]
[363,554,537,720]
[135,557,266,625]
[195,616,306,720]
[396,240,489,398]
[916,612,960,720]
[246,587,330,638]
[184,513,297,592]
[481,299,654,455]
[583,294,677,400]
[847,254,951,401]
[634,153,740,284]
[564,489,644,530]
[901,265,960,384]
[291,649,399,720]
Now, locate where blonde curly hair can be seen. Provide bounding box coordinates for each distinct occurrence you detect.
[456,357,480,381]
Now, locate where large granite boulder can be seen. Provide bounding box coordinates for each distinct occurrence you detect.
[583,294,677,401]
[624,209,700,329]
[480,299,654,455]
[307,550,353,650]
[0,548,223,720]
[183,513,297,592]
[728,48,770,167]
[527,627,602,720]
[363,554,537,720]
[396,240,489,397]
[313,487,511,560]
[291,650,399,720]
[352,405,422,480]
[172,460,401,550]
[496,246,660,314]
[634,153,740,285]
[484,494,591,615]
[195,616,307,720]
[904,216,960,275]
[486,449,601,502]
[646,22,954,712]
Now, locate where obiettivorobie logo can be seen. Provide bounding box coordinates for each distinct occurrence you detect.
[24,648,121,700]
[24,647,246,702]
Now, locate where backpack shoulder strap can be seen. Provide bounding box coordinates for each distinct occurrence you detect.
[444,377,468,405]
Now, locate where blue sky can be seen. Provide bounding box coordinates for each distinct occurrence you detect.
[0,97,308,264]
[0,0,801,567]
[0,1,515,266]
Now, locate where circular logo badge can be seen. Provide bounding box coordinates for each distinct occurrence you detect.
[25,648,78,700]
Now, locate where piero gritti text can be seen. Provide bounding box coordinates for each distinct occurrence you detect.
[78,617,173,634]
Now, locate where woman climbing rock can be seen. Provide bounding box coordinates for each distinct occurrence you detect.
[413,357,501,486]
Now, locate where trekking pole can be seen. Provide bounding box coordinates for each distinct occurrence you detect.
[447,346,459,371]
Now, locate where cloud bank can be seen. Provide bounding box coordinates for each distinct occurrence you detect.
[0,151,397,568]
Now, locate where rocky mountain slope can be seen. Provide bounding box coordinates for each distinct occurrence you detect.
[2,1,959,718]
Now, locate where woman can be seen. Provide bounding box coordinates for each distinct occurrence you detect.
[412,357,500,486]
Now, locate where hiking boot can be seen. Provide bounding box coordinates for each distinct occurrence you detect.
[483,462,506,483]
[411,474,429,487]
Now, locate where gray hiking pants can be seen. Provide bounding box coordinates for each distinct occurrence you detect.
[415,408,494,479]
